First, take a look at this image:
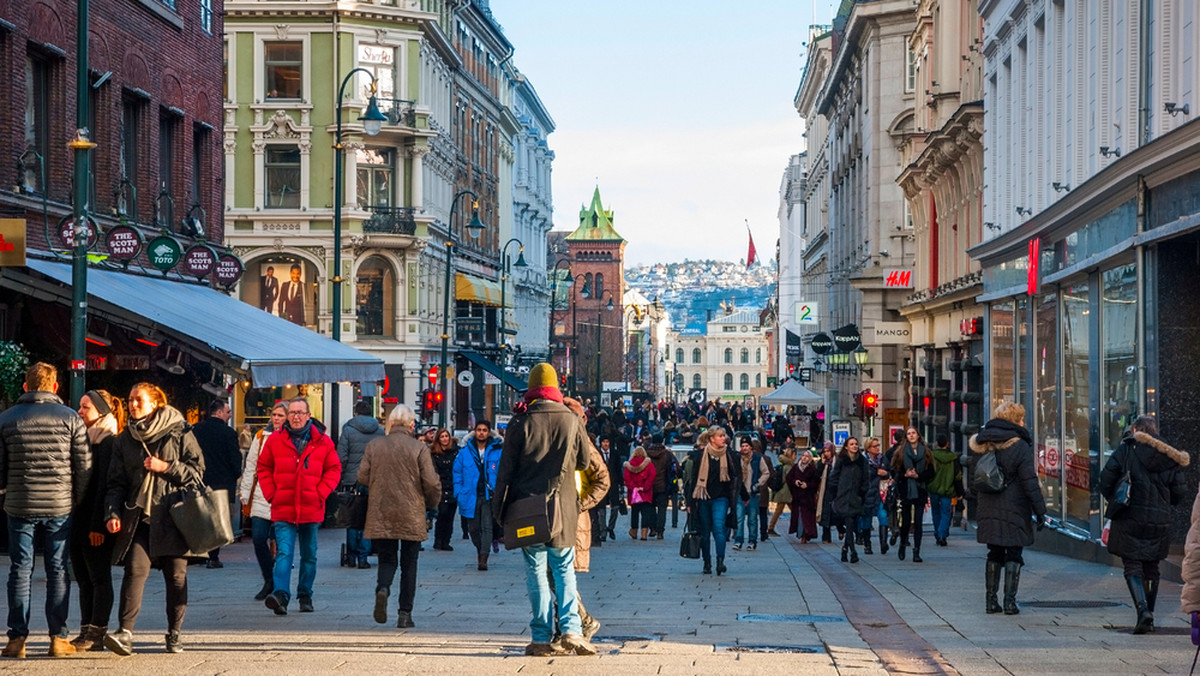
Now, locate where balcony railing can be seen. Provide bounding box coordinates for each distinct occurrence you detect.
[363,205,416,235]
[379,98,417,128]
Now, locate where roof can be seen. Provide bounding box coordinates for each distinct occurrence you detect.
[566,187,625,242]
[708,308,763,326]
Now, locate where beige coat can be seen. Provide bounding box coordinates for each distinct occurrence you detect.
[1180,489,1200,612]
[574,444,611,572]
[357,427,440,541]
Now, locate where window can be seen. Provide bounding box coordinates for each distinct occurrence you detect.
[223,40,229,101]
[594,273,604,299]
[906,46,918,92]
[355,256,394,337]
[740,374,749,391]
[723,326,737,332]
[265,146,301,208]
[191,125,208,210]
[675,348,683,363]
[692,348,701,364]
[23,53,50,194]
[756,348,762,363]
[356,148,393,207]
[724,348,733,364]
[740,348,749,364]
[120,95,144,215]
[200,0,212,33]
[158,111,178,227]
[265,42,302,99]
[357,44,395,115]
[692,374,701,389]
[584,273,592,295]
[724,373,733,390]
[755,373,761,388]
[158,0,177,9]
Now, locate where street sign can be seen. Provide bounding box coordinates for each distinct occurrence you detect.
[832,420,851,448]
[483,371,501,385]
[457,370,475,387]
[798,367,813,383]
[688,388,707,404]
[0,219,26,266]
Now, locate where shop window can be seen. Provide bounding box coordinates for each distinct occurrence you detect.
[692,348,701,364]
[265,146,301,208]
[243,258,311,326]
[1061,282,1091,531]
[739,374,749,391]
[740,348,749,364]
[265,42,302,99]
[990,300,1015,413]
[355,256,394,337]
[1034,291,1061,521]
[724,348,733,364]
[724,373,733,391]
[1100,264,1137,513]
[692,374,701,389]
[356,148,393,207]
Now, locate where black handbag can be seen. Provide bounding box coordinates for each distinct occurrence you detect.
[679,514,702,559]
[168,486,236,554]
[502,492,559,550]
[1106,452,1133,519]
[325,486,368,530]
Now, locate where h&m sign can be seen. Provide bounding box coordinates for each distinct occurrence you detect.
[883,269,914,288]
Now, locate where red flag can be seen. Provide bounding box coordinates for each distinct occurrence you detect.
[746,221,757,268]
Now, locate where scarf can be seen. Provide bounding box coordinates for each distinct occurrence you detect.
[127,406,185,520]
[87,413,118,446]
[288,420,314,455]
[523,386,564,404]
[902,442,927,502]
[740,452,755,491]
[691,443,730,501]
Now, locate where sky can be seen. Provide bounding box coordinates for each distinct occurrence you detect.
[494,0,841,267]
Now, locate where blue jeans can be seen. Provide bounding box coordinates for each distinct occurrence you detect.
[251,517,275,584]
[273,522,319,601]
[696,497,729,562]
[930,495,953,540]
[7,514,71,638]
[521,544,580,643]
[734,495,759,545]
[346,529,370,563]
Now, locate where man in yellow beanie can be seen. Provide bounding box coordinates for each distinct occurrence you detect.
[492,363,594,656]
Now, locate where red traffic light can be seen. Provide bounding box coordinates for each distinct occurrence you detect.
[863,392,878,407]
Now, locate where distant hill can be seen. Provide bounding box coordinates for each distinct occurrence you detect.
[626,259,775,332]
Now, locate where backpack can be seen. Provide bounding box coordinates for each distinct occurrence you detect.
[769,460,785,492]
[973,450,1006,493]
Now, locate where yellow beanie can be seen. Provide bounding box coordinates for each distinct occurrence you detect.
[527,362,559,390]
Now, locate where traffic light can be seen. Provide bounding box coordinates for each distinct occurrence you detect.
[861,389,878,418]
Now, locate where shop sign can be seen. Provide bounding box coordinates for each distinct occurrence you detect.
[114,355,151,371]
[960,317,983,336]
[884,269,914,288]
[870,322,911,344]
[810,332,833,354]
[213,253,245,286]
[794,301,818,324]
[58,215,98,250]
[832,324,862,353]
[181,243,217,278]
[0,219,26,266]
[1027,237,1040,295]
[105,225,142,261]
[148,235,182,272]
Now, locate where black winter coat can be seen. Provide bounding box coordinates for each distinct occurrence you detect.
[685,448,742,508]
[1100,431,1189,562]
[647,445,672,494]
[75,434,115,534]
[192,416,241,491]
[829,452,871,520]
[432,444,457,499]
[0,391,90,517]
[970,419,1045,548]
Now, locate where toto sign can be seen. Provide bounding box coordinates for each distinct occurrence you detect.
[181,243,217,278]
[832,324,862,353]
[148,235,182,272]
[213,253,244,286]
[810,332,833,354]
[105,225,142,260]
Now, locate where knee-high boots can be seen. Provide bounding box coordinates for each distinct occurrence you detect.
[985,560,1003,614]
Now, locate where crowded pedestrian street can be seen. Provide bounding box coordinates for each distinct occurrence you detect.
[1,518,1190,674]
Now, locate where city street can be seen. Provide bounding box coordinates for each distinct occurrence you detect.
[0,515,1192,674]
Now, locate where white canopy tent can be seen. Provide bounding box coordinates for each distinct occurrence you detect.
[759,378,824,407]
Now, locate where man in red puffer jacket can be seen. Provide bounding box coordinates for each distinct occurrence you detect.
[257,397,341,615]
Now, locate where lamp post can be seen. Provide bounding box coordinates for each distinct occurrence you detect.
[496,238,526,420]
[579,279,614,407]
[546,259,572,381]
[439,191,486,429]
[67,0,97,406]
[331,68,386,438]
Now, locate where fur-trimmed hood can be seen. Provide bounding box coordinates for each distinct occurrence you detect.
[969,434,1022,455]
[1127,430,1190,468]
[969,418,1031,455]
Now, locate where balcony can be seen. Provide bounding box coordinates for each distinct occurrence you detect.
[379,98,417,128]
[363,206,416,235]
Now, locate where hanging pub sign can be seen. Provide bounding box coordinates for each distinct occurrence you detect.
[832,324,862,353]
[213,253,244,287]
[57,215,98,250]
[148,235,183,272]
[181,242,217,278]
[810,332,833,354]
[105,225,143,262]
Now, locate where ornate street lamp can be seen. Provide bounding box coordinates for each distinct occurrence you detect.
[439,191,485,429]
[546,258,573,348]
[499,237,527,351]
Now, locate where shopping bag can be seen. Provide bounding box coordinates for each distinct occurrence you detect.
[168,486,235,554]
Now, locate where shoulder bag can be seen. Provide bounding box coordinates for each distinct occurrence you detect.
[679,513,702,559]
[1105,450,1134,519]
[168,485,236,554]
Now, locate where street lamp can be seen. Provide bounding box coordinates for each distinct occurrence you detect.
[546,258,573,348]
[439,190,486,429]
[68,0,97,406]
[330,68,387,437]
[499,238,527,351]
[579,279,614,407]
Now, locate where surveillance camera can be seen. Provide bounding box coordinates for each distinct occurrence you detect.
[878,250,889,258]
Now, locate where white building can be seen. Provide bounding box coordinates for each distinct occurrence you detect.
[669,304,771,403]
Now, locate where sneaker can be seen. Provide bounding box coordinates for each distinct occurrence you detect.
[103,629,134,656]
[48,636,76,657]
[164,631,183,654]
[1,636,25,659]
[373,589,389,624]
[581,616,601,640]
[265,591,288,615]
[396,611,415,629]
[561,633,597,656]
[298,595,314,613]
[732,543,743,551]
[524,642,563,656]
[747,542,757,551]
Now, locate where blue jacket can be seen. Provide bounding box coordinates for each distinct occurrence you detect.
[452,437,503,519]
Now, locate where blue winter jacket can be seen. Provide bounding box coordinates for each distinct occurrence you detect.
[453,437,503,519]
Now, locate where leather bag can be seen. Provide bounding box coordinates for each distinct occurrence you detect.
[168,486,236,554]
[1105,451,1133,519]
[502,492,560,550]
[679,514,702,559]
[325,486,368,530]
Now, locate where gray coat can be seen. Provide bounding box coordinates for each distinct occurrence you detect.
[338,415,384,487]
[0,391,90,518]
[969,419,1046,548]
[492,399,590,549]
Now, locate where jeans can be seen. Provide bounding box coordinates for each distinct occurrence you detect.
[273,521,319,601]
[375,539,421,612]
[250,517,275,584]
[346,528,370,563]
[734,495,760,545]
[521,544,580,643]
[929,495,953,540]
[695,497,730,562]
[7,514,71,639]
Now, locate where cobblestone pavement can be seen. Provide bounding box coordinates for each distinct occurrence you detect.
[0,511,1194,674]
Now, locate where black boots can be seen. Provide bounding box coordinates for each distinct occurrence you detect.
[1003,562,1022,615]
[1127,575,1154,634]
[841,539,859,564]
[898,538,907,560]
[985,560,1003,614]
[716,557,727,575]
[861,529,873,555]
[879,526,889,555]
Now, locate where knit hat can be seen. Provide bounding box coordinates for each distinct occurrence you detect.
[524,363,563,404]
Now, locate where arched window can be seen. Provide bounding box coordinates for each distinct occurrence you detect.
[756,348,762,363]
[692,348,701,364]
[724,348,733,364]
[740,374,749,391]
[755,373,762,388]
[594,273,604,298]
[692,373,702,389]
[355,256,395,337]
[584,273,593,295]
[676,348,684,363]
[740,348,749,364]
[724,373,734,390]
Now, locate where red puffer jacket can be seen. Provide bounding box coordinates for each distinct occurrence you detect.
[257,425,342,524]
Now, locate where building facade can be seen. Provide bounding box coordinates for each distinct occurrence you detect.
[970,0,1200,552]
[669,304,771,404]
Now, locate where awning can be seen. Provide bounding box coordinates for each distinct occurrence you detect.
[455,273,503,307]
[11,259,385,388]
[459,349,526,392]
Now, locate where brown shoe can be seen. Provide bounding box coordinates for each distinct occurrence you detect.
[561,633,597,656]
[48,636,76,657]
[477,553,489,571]
[524,642,564,656]
[1,636,25,659]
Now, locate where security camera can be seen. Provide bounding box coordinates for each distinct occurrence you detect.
[878,250,889,258]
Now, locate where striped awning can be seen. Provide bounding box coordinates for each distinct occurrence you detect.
[455,273,503,307]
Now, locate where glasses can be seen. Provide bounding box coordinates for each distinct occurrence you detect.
[287,410,310,417]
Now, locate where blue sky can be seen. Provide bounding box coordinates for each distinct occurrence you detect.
[495,1,841,266]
